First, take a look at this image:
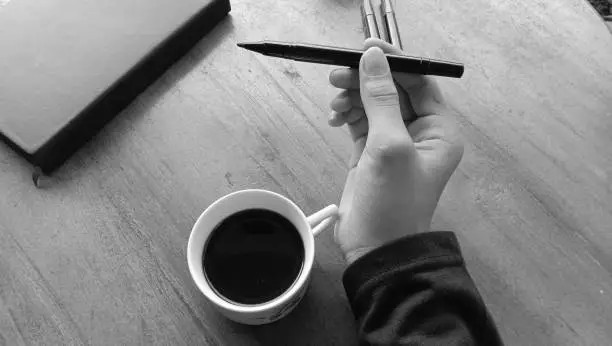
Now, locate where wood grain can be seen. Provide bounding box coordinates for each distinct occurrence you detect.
[1,0,611,344]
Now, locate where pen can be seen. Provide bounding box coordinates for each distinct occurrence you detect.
[372,0,389,42]
[382,0,402,49]
[237,41,464,78]
[361,0,379,39]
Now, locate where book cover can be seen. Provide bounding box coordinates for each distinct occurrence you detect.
[0,0,231,173]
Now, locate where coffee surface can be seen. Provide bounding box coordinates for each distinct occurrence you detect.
[203,209,304,304]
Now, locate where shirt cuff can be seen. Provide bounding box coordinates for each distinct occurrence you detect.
[342,231,465,302]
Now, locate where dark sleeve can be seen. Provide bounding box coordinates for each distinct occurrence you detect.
[343,232,503,345]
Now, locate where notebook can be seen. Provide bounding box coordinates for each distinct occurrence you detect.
[0,0,230,173]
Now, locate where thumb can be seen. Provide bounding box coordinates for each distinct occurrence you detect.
[359,47,412,144]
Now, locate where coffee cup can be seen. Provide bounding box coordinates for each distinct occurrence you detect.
[187,189,338,325]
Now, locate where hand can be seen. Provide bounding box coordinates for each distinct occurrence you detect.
[329,39,464,264]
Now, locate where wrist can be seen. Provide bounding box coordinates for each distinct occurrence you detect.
[344,246,378,265]
[342,223,431,265]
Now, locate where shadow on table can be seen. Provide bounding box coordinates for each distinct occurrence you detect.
[232,266,359,346]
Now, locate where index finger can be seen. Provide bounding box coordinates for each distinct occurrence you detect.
[329,67,426,92]
[330,68,359,90]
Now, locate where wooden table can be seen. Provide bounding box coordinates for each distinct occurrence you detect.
[1,0,611,344]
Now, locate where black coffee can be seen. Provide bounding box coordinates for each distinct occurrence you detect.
[203,209,304,305]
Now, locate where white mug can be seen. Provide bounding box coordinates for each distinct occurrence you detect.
[187,189,338,325]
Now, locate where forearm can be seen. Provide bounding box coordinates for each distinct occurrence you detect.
[343,232,503,345]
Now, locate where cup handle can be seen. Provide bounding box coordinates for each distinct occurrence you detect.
[307,205,339,237]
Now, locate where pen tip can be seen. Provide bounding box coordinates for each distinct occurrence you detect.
[237,42,260,51]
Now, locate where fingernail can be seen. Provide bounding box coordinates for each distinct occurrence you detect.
[328,111,338,123]
[362,47,388,76]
